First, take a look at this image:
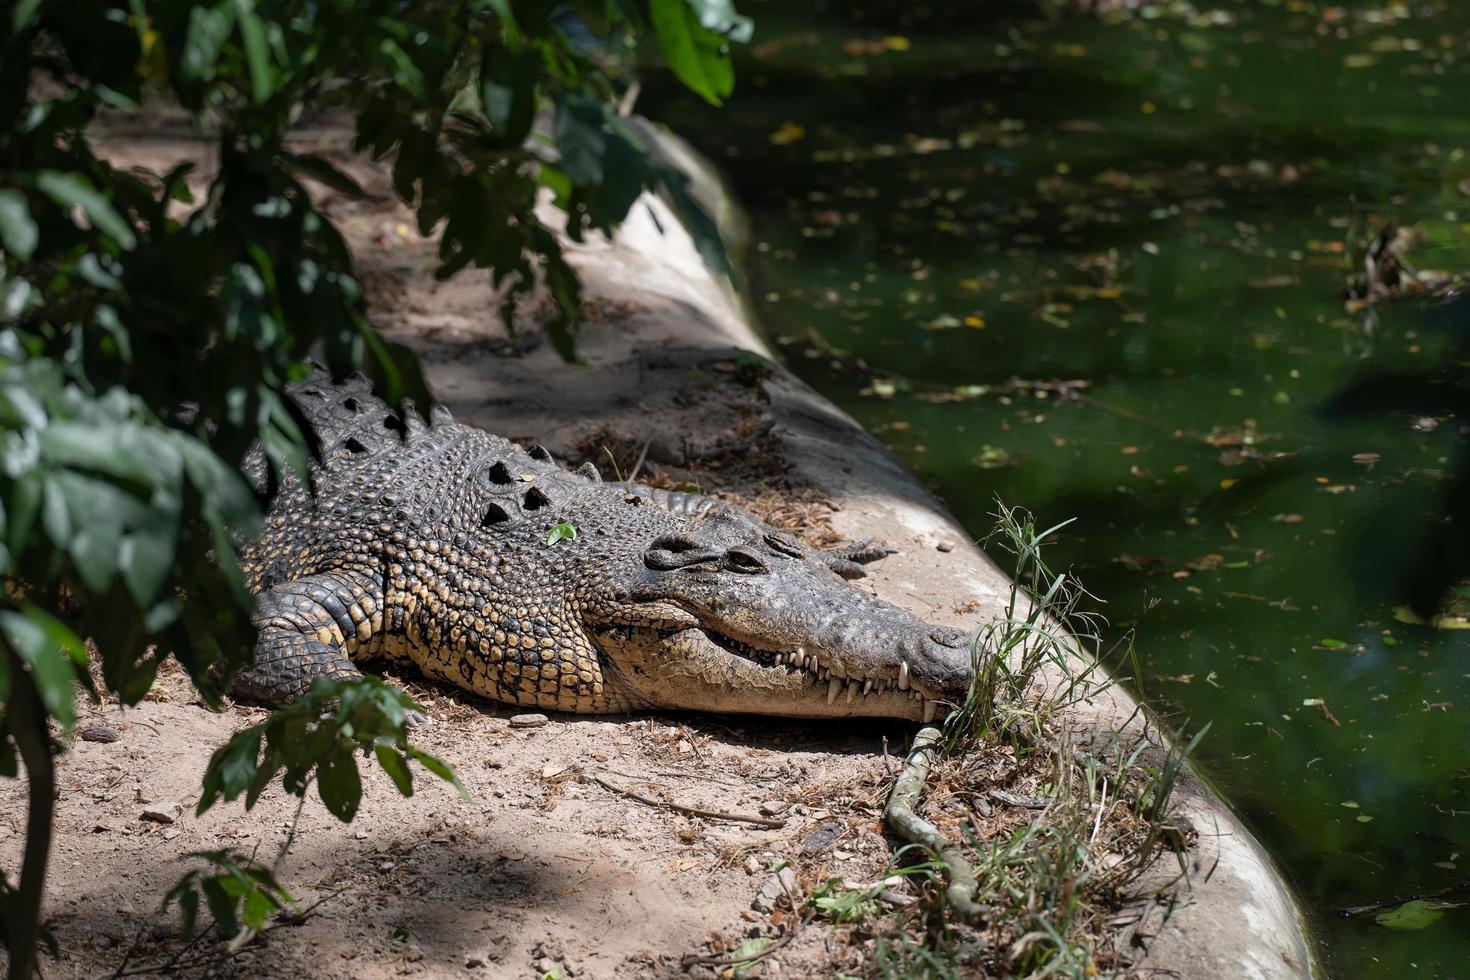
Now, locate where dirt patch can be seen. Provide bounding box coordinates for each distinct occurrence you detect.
[7,660,929,979]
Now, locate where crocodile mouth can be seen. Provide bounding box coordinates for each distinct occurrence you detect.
[700,630,944,715]
[590,623,949,721]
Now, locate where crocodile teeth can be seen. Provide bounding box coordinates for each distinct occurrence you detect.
[827,677,843,705]
[923,700,939,723]
[845,679,856,703]
[862,678,873,696]
[898,661,910,691]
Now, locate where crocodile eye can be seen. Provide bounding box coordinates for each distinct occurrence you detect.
[722,548,768,574]
[645,536,719,571]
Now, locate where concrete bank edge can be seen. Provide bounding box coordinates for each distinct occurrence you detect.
[581,122,1321,979]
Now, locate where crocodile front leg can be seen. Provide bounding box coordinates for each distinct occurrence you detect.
[233,570,384,705]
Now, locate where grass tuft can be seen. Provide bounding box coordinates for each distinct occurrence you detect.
[842,501,1202,978]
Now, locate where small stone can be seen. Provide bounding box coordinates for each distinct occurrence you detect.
[936,540,955,552]
[757,801,788,817]
[80,725,122,743]
[140,802,181,824]
[751,867,797,913]
[464,955,485,969]
[509,713,548,729]
[160,828,181,842]
[742,855,762,875]
[797,819,844,857]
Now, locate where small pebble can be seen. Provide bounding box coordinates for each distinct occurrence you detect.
[509,713,548,729]
[751,867,797,913]
[80,725,122,744]
[140,802,182,824]
[936,541,955,553]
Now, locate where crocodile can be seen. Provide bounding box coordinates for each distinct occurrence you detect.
[234,371,977,720]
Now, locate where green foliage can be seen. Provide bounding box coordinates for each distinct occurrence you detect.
[649,0,751,107]
[545,520,577,546]
[941,502,1106,754]
[163,850,296,943]
[198,676,466,823]
[811,877,883,925]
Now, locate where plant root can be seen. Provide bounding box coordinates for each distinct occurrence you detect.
[884,726,988,923]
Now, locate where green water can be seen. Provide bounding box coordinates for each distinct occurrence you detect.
[641,1,1470,974]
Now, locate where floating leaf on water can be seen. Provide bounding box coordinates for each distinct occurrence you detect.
[769,122,806,145]
[1341,800,1360,808]
[1374,900,1461,930]
[972,446,1019,469]
[1393,606,1470,630]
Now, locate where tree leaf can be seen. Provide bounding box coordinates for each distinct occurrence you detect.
[0,605,86,730]
[480,49,537,147]
[545,520,577,546]
[553,91,607,186]
[649,0,733,106]
[375,743,414,796]
[179,3,237,84]
[1375,899,1460,930]
[406,746,468,800]
[36,171,137,249]
[316,750,362,822]
[232,0,274,103]
[0,189,38,259]
[199,876,238,937]
[284,153,362,198]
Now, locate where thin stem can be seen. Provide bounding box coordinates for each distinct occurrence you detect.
[5,645,56,980]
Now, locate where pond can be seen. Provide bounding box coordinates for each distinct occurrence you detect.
[641,1,1470,974]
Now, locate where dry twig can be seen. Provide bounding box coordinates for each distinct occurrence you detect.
[885,726,987,922]
[585,772,786,828]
